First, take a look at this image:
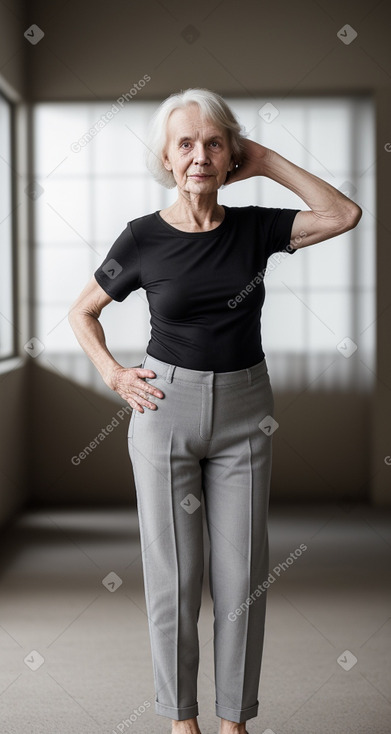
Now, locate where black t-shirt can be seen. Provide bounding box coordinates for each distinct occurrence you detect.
[94,205,300,372]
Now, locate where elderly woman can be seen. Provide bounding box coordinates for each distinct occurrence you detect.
[69,88,361,734]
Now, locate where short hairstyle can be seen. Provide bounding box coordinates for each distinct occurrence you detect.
[144,88,247,189]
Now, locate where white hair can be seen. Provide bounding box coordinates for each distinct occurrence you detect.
[144,88,247,189]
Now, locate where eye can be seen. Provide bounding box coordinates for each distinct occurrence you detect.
[181,141,191,149]
[210,141,220,148]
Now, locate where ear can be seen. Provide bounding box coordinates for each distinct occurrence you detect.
[227,155,236,172]
[162,151,172,171]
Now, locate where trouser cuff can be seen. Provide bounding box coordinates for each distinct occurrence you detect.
[155,700,199,720]
[215,700,259,723]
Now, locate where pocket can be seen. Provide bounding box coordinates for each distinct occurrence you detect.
[128,375,166,441]
[250,370,272,392]
[248,372,274,420]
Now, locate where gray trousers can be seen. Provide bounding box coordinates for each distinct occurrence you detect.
[127,353,275,723]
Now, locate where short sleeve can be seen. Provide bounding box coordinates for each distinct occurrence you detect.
[255,206,301,259]
[94,222,141,302]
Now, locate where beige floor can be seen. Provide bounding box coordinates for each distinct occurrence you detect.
[0,501,390,734]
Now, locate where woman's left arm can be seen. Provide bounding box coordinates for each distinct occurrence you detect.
[225,139,362,248]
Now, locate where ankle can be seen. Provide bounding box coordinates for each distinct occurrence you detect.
[219,721,246,733]
[171,717,200,732]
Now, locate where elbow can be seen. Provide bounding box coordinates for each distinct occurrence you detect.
[68,303,87,331]
[68,310,79,338]
[347,203,362,229]
[335,203,362,235]
[67,303,78,327]
[68,302,100,326]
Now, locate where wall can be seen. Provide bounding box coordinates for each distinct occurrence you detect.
[28,362,136,506]
[24,0,388,100]
[0,365,29,526]
[0,0,26,100]
[372,87,391,505]
[0,1,28,526]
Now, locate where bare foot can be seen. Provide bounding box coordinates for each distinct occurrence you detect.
[172,716,202,734]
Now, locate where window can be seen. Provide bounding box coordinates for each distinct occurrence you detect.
[32,96,374,391]
[0,92,16,359]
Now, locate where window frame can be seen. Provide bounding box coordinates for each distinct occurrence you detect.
[0,89,18,361]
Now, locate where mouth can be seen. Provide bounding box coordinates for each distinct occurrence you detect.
[188,174,212,180]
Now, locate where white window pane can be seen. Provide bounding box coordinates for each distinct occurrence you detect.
[260,105,309,167]
[34,179,92,247]
[306,231,353,289]
[356,100,376,173]
[34,104,92,177]
[99,291,150,352]
[93,182,177,255]
[94,177,150,240]
[92,102,155,175]
[227,100,256,137]
[219,178,259,205]
[0,208,13,325]
[262,291,306,352]
[355,223,376,289]
[35,305,71,350]
[258,176,304,208]
[306,292,352,350]
[357,290,376,366]
[357,171,375,220]
[148,178,177,211]
[35,247,92,304]
[307,102,352,175]
[264,249,305,290]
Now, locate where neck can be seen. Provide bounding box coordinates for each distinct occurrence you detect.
[167,191,224,227]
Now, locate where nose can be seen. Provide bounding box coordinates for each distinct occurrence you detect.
[193,142,209,165]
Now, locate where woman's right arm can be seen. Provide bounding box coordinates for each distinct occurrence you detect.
[68,276,164,413]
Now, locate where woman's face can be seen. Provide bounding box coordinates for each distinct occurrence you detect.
[162,103,235,195]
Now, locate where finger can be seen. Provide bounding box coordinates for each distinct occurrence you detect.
[134,368,157,378]
[119,383,159,409]
[130,400,144,413]
[136,382,164,399]
[134,387,159,410]
[129,396,153,413]
[121,395,144,413]
[117,388,153,413]
[136,376,164,398]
